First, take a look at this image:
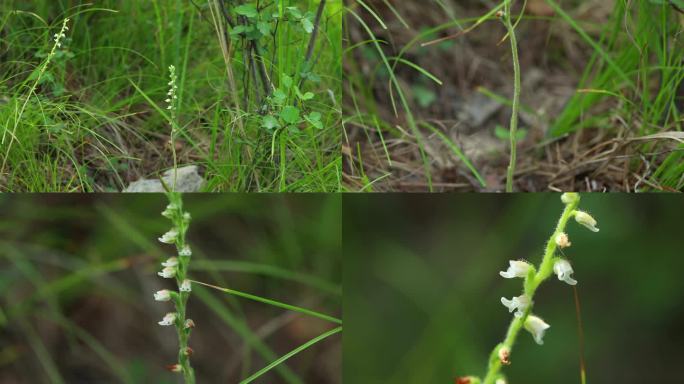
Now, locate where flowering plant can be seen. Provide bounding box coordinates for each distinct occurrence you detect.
[155,192,195,383]
[459,192,598,384]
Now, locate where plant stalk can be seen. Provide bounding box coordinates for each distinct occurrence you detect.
[503,0,521,192]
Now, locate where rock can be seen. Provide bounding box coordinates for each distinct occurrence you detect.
[124,165,206,192]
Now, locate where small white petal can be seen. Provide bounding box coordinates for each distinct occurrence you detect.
[159,229,178,244]
[158,266,177,279]
[179,245,192,257]
[499,260,532,279]
[524,315,550,345]
[180,279,192,292]
[162,257,178,267]
[158,312,177,326]
[500,294,531,318]
[154,289,172,301]
[553,259,578,286]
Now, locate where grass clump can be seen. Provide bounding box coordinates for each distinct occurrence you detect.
[0,0,341,191]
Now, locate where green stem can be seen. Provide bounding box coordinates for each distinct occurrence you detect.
[482,196,580,384]
[503,0,521,193]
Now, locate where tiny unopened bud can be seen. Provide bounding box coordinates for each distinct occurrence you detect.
[495,379,507,384]
[495,10,505,18]
[555,232,571,248]
[161,203,178,218]
[561,192,579,205]
[184,347,194,356]
[456,377,477,384]
[498,346,511,365]
[166,364,182,372]
[184,319,195,329]
[574,211,599,232]
[162,257,178,267]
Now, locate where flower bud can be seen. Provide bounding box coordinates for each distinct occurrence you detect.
[574,211,599,232]
[162,257,178,267]
[499,260,532,279]
[554,232,571,248]
[500,295,531,318]
[184,347,194,356]
[553,259,577,285]
[524,315,550,345]
[161,203,178,219]
[184,319,195,329]
[498,346,511,365]
[561,192,579,205]
[166,364,182,372]
[158,312,177,326]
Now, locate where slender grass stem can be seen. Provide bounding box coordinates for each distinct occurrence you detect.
[502,0,521,193]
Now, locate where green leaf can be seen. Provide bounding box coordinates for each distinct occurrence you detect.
[235,4,258,18]
[412,85,436,108]
[272,89,287,105]
[280,106,300,125]
[256,21,271,36]
[494,125,527,141]
[281,75,293,89]
[301,18,314,33]
[305,112,323,129]
[261,115,280,130]
[229,25,246,38]
[286,6,302,19]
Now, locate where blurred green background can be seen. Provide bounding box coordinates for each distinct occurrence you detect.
[0,194,341,383]
[343,194,684,383]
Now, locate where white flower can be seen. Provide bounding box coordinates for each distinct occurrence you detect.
[496,379,507,384]
[158,312,177,326]
[180,279,191,292]
[184,319,195,329]
[499,260,532,279]
[501,294,531,318]
[159,228,179,244]
[154,289,172,301]
[553,259,577,285]
[179,244,192,257]
[162,257,178,267]
[161,204,176,218]
[555,232,571,248]
[183,212,191,221]
[158,266,177,279]
[524,315,550,345]
[574,211,599,232]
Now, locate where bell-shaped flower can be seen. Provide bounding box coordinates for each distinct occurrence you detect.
[524,315,550,345]
[158,266,177,279]
[180,279,192,292]
[553,259,577,285]
[179,245,192,257]
[159,228,179,244]
[500,294,531,318]
[158,312,177,326]
[499,260,532,279]
[154,289,172,302]
[574,211,599,232]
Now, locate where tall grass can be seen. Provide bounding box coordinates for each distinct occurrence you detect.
[0,0,341,191]
[343,0,684,191]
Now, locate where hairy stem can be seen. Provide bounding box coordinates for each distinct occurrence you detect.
[482,196,580,384]
[503,0,521,192]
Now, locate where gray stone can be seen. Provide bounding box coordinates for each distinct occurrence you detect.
[124,165,206,193]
